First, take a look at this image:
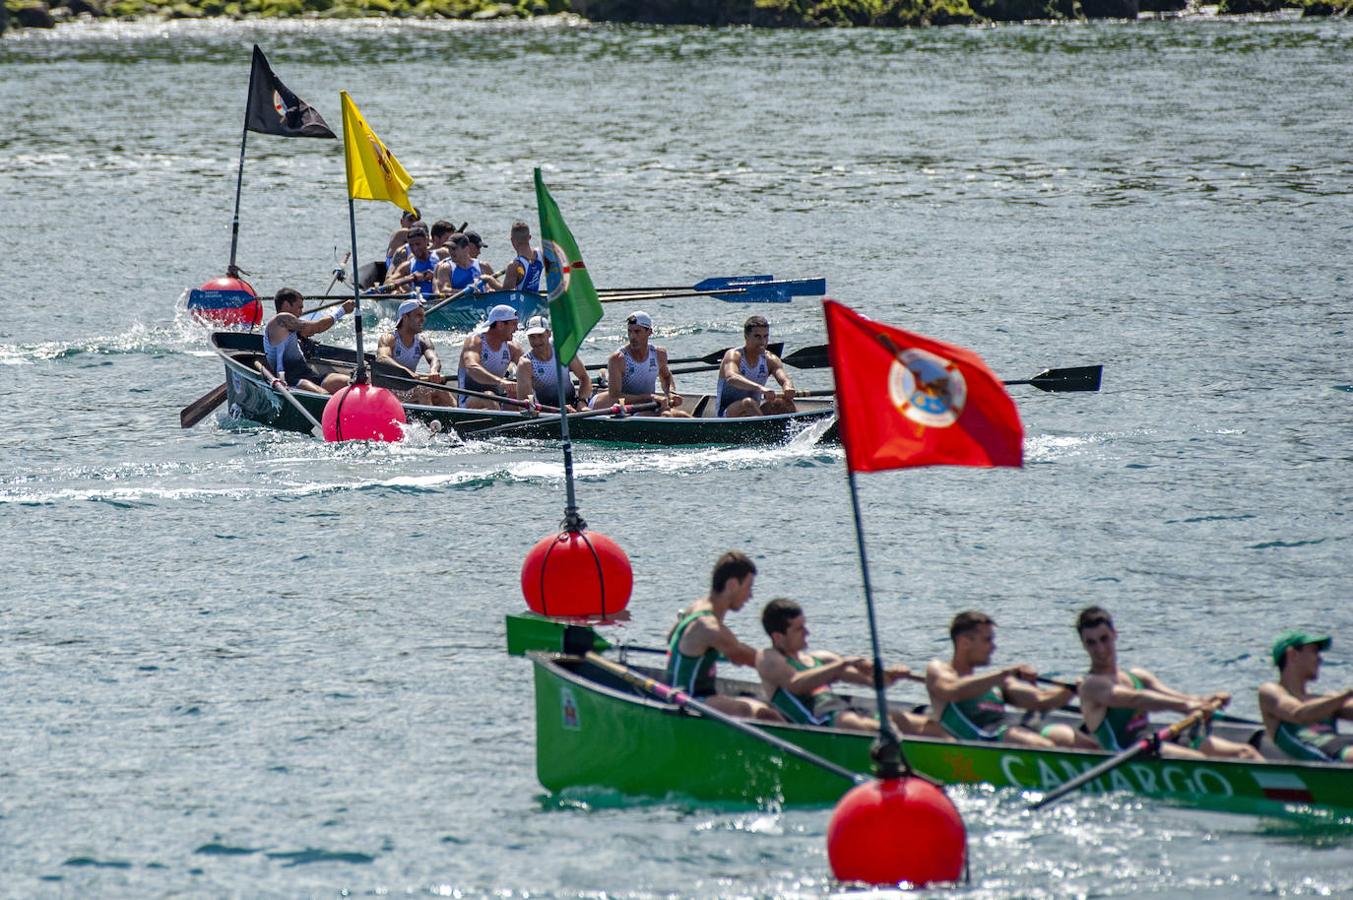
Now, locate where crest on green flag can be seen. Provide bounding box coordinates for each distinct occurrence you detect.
[535,168,602,366]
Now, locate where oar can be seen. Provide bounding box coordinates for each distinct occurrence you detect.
[584,652,865,787]
[369,360,542,411]
[254,362,324,438]
[179,383,229,429]
[421,284,476,318]
[1028,704,1219,811]
[779,367,1104,397]
[471,400,661,439]
[598,285,792,305]
[596,275,773,294]
[585,343,784,372]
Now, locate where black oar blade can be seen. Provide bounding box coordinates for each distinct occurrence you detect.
[180,383,228,429]
[781,343,830,370]
[1027,365,1103,393]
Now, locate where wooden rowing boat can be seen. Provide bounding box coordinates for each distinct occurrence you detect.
[507,614,1353,818]
[209,332,837,445]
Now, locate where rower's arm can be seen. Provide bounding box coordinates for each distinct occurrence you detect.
[374,335,416,378]
[569,357,594,405]
[1134,669,1206,705]
[768,354,795,393]
[657,348,678,401]
[701,620,757,668]
[463,346,512,393]
[720,351,764,393]
[297,302,351,339]
[927,662,1014,703]
[1260,683,1353,725]
[500,259,522,291]
[384,259,412,289]
[515,358,536,405]
[433,260,452,294]
[422,341,442,376]
[1003,678,1076,712]
[607,353,648,404]
[1102,682,1193,714]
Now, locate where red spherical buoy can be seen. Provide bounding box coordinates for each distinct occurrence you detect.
[826,776,966,888]
[188,276,262,327]
[521,529,633,617]
[322,383,407,443]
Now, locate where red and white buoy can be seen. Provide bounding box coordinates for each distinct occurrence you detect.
[827,775,966,888]
[521,528,632,617]
[321,383,406,443]
[187,276,262,327]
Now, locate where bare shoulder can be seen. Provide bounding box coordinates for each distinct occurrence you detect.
[925,658,951,682]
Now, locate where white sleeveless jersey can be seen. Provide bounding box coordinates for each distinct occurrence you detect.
[391,333,426,371]
[620,345,660,395]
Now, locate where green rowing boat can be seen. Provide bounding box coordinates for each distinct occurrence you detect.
[508,614,1353,819]
[209,332,837,446]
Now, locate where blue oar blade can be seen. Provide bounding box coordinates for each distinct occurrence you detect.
[187,288,256,311]
[693,275,774,292]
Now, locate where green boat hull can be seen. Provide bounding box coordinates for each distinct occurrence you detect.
[530,652,1353,818]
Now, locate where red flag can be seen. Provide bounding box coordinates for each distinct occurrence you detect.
[823,299,1023,472]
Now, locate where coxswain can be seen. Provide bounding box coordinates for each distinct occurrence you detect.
[516,316,592,412]
[435,233,503,296]
[1077,606,1261,759]
[261,287,353,394]
[465,231,496,277]
[456,304,524,409]
[499,221,544,292]
[384,223,438,297]
[1258,630,1353,762]
[717,315,797,417]
[757,598,946,738]
[665,551,782,722]
[590,311,691,417]
[385,207,421,274]
[926,611,1085,748]
[374,300,453,407]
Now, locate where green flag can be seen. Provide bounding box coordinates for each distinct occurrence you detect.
[535,168,603,366]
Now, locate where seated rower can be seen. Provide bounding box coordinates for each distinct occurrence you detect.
[517,316,592,412]
[385,207,421,274]
[457,304,524,410]
[1259,630,1353,762]
[465,231,495,277]
[499,221,544,292]
[1077,606,1260,760]
[926,611,1083,748]
[757,598,945,738]
[665,551,781,722]
[590,311,691,417]
[374,300,452,407]
[429,219,457,262]
[262,287,353,394]
[718,315,797,418]
[434,233,503,296]
[384,223,438,297]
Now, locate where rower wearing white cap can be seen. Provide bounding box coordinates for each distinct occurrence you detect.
[374,299,452,407]
[591,311,692,417]
[457,303,524,409]
[517,315,593,412]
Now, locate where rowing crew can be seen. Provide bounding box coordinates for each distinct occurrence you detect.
[665,552,1353,764]
[264,290,799,420]
[383,218,543,296]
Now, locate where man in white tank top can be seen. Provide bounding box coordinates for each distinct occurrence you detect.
[374,300,453,407]
[590,311,692,417]
[458,303,525,409]
[516,316,593,412]
[717,315,798,418]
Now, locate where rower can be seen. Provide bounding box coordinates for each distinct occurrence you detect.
[499,221,544,292]
[665,551,781,722]
[374,299,452,407]
[385,207,420,274]
[429,219,457,261]
[435,233,503,296]
[465,231,496,277]
[757,598,946,738]
[516,315,592,412]
[1258,630,1353,762]
[384,223,437,297]
[590,311,692,417]
[925,611,1083,748]
[1077,606,1261,760]
[261,287,352,394]
[717,315,797,418]
[456,304,524,410]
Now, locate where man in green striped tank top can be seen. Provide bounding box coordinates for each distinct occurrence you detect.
[1077,606,1261,760]
[1258,630,1353,762]
[754,598,947,738]
[926,611,1086,748]
[663,551,782,722]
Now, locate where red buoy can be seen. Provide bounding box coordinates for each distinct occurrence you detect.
[322,383,407,442]
[826,776,966,887]
[521,529,632,617]
[188,276,261,327]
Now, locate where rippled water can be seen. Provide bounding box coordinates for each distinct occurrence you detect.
[2,17,1351,896]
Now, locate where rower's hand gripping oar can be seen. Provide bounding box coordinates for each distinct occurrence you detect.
[1028,703,1220,811]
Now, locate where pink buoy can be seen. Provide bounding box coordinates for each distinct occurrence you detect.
[188,276,261,327]
[521,529,633,617]
[827,776,966,887]
[322,383,407,443]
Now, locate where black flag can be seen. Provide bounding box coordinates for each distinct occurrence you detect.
[244,45,335,139]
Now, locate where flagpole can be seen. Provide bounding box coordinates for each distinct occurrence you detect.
[551,340,583,531]
[227,58,255,279]
[348,198,368,385]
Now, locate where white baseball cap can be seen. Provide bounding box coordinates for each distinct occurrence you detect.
[486,304,519,326]
[524,315,549,336]
[396,299,421,321]
[627,310,653,331]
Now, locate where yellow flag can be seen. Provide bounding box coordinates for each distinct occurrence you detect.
[340,91,415,213]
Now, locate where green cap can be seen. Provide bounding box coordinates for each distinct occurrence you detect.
[1272,630,1331,667]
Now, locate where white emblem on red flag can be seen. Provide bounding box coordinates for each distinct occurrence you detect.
[888,348,967,428]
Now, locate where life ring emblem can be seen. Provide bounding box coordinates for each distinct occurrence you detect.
[887,348,966,428]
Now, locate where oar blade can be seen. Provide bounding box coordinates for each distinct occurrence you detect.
[180,383,228,429]
[781,343,830,370]
[692,275,774,292]
[1028,365,1103,393]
